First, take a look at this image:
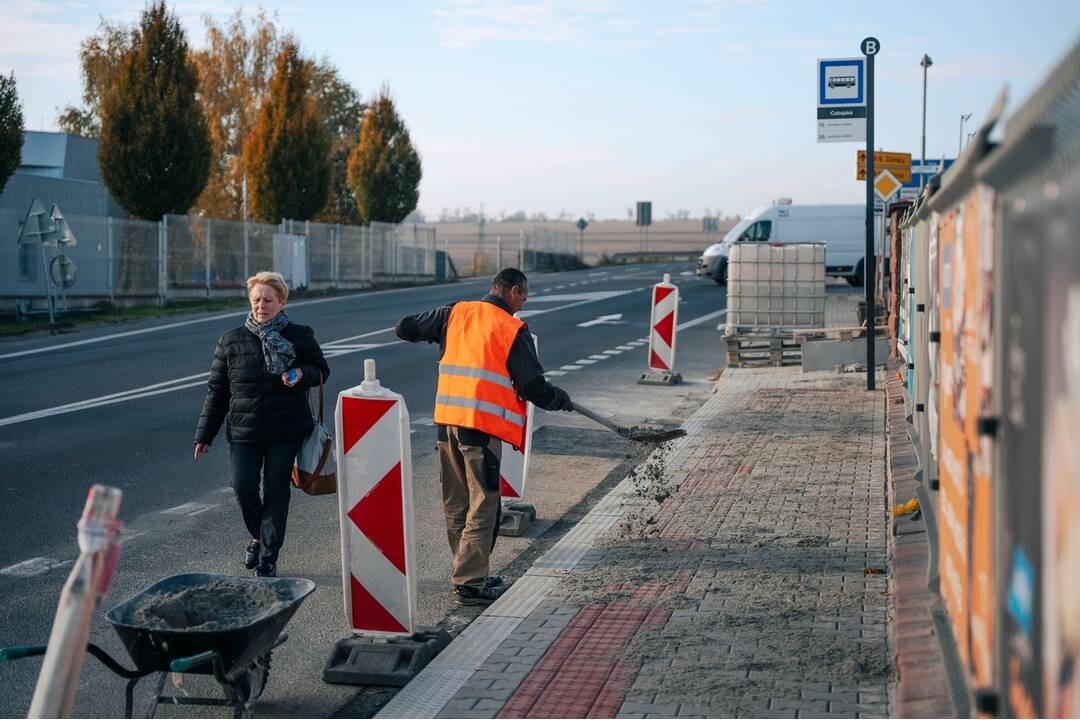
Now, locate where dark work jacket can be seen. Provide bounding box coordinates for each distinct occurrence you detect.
[395,294,564,410]
[195,322,330,446]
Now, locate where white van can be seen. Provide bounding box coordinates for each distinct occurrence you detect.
[696,198,872,285]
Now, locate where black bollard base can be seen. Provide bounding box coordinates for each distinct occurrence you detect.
[323,626,450,686]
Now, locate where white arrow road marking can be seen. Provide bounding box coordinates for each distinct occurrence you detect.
[576,313,625,328]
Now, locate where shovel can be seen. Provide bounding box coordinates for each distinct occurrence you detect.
[570,401,687,443]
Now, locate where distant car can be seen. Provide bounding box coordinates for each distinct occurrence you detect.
[828,75,856,89]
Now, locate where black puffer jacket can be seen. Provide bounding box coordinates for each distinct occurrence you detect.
[194,322,330,446]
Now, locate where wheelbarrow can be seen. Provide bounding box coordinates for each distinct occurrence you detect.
[1,573,315,719]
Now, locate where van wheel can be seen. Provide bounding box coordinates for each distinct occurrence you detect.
[713,264,728,286]
[847,260,864,287]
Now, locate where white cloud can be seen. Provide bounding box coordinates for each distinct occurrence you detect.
[434,0,631,49]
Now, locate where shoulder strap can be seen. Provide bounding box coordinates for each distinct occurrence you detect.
[317,372,325,423]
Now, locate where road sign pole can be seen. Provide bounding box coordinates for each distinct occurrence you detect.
[862,37,878,391]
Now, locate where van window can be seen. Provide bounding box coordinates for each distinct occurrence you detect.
[741,220,772,242]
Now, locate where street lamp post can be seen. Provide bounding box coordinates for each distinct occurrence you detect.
[959,113,972,157]
[919,55,932,191]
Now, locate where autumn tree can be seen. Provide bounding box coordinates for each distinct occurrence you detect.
[244,41,331,223]
[0,72,24,192]
[191,9,287,219]
[347,86,422,225]
[57,19,132,137]
[98,2,211,219]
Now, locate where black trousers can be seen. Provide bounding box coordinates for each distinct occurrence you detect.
[229,438,303,565]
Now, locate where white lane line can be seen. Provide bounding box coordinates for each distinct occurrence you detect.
[0,339,401,427]
[0,286,430,361]
[555,285,566,290]
[0,557,73,578]
[161,502,219,517]
[602,349,622,355]
[677,308,727,331]
[616,345,635,351]
[637,337,649,342]
[587,354,610,360]
[321,326,396,347]
[411,416,436,426]
[119,530,147,544]
[560,365,583,371]
[575,359,597,365]
[545,370,567,377]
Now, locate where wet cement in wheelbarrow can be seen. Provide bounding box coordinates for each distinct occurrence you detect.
[121,580,293,631]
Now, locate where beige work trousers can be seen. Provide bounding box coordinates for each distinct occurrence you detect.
[437,426,502,589]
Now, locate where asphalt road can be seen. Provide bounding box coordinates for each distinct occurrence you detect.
[0,262,745,717]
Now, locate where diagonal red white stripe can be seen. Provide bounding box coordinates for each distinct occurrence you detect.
[337,390,416,637]
[647,278,679,372]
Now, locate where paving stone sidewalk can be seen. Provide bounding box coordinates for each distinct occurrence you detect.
[378,366,892,719]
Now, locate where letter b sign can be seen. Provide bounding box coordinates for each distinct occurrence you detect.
[861,37,880,56]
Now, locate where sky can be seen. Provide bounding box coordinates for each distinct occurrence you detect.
[2,0,1079,221]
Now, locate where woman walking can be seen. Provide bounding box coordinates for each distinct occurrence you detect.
[194,271,330,577]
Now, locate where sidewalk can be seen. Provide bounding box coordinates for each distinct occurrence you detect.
[376,363,893,719]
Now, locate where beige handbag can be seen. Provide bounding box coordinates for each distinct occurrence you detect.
[291,374,337,495]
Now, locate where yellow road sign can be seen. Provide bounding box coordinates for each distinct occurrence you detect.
[857,166,912,182]
[873,170,902,202]
[857,150,911,167]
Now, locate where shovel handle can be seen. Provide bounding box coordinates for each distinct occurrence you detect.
[570,401,627,435]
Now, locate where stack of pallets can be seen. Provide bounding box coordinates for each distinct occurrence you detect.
[723,332,802,368]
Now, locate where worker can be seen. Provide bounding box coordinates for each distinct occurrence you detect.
[396,268,574,606]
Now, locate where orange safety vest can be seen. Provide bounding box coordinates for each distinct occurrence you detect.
[434,301,528,449]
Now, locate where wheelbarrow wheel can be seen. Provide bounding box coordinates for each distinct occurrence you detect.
[223,651,272,717]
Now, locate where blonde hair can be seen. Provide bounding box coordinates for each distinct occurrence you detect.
[246,271,289,302]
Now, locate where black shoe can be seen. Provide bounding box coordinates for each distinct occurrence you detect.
[244,540,260,570]
[485,575,504,589]
[453,584,502,607]
[255,561,277,578]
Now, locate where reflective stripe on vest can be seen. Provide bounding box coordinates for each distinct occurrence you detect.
[434,300,527,448]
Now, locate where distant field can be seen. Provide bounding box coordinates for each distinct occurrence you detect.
[419,218,740,274]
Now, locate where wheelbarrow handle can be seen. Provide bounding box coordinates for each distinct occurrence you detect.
[0,644,46,661]
[171,650,221,674]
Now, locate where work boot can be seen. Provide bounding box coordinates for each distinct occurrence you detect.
[244,539,260,570]
[255,561,277,578]
[453,584,503,607]
[485,575,504,589]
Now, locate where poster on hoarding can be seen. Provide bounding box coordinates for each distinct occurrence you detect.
[1000,181,1047,719]
[1038,166,1080,719]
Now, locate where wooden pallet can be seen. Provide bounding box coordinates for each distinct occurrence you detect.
[723,333,802,368]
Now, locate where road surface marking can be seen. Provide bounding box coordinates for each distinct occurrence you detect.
[587,354,610,360]
[411,417,436,426]
[616,345,636,350]
[576,313,624,327]
[677,308,727,331]
[0,282,486,361]
[0,557,74,578]
[560,365,583,371]
[525,291,625,304]
[603,349,622,355]
[545,370,567,377]
[161,502,219,517]
[575,359,598,365]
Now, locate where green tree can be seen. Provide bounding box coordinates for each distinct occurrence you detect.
[312,60,365,225]
[0,71,24,192]
[348,86,422,225]
[243,41,331,223]
[57,19,132,137]
[98,2,211,219]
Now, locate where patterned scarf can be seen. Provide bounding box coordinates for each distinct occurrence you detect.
[245,310,296,375]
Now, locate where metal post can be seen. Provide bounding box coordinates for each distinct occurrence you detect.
[160,215,168,307]
[496,235,503,270]
[518,230,525,269]
[958,113,971,157]
[243,214,250,282]
[919,55,932,191]
[334,223,341,286]
[205,218,212,299]
[106,216,115,303]
[863,37,878,391]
